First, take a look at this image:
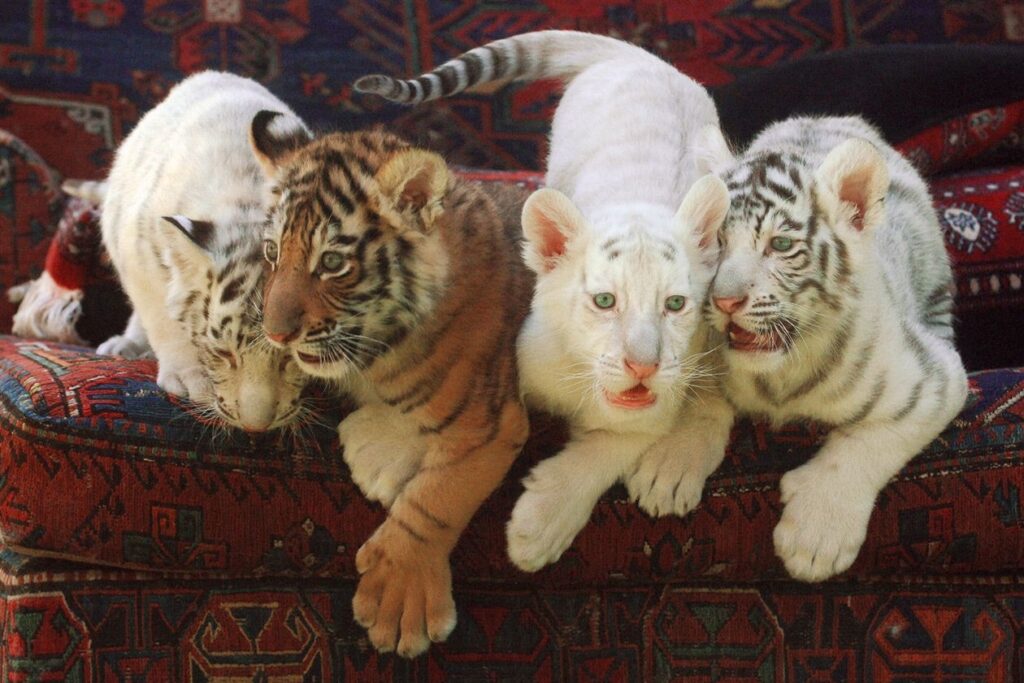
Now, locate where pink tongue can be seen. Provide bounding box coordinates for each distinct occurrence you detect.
[621,385,650,399]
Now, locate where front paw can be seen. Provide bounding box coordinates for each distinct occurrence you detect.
[627,447,706,518]
[352,523,456,658]
[97,334,152,359]
[773,462,875,582]
[506,460,593,572]
[339,410,425,508]
[157,365,212,402]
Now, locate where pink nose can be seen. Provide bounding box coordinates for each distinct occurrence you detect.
[265,328,299,345]
[713,296,748,314]
[624,359,658,381]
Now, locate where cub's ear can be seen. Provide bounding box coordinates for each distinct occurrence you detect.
[814,138,889,233]
[521,188,586,274]
[250,110,312,177]
[375,149,450,232]
[693,125,736,176]
[674,174,729,262]
[162,215,215,253]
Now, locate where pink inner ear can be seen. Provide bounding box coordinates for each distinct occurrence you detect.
[401,187,428,210]
[536,212,568,261]
[838,168,872,231]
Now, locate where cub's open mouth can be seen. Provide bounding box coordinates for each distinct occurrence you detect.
[296,351,325,365]
[605,384,657,409]
[727,322,787,352]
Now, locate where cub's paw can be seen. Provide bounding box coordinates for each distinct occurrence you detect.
[97,334,153,359]
[627,447,706,518]
[352,523,456,658]
[773,462,874,582]
[506,460,592,572]
[339,409,425,508]
[157,365,212,402]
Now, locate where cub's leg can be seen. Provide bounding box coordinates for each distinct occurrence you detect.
[339,403,426,508]
[507,430,657,573]
[352,401,528,658]
[775,339,968,582]
[627,391,734,518]
[137,310,211,401]
[97,312,153,359]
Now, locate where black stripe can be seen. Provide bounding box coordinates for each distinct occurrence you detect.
[463,52,483,85]
[892,378,925,421]
[782,319,855,402]
[763,179,796,203]
[220,273,247,304]
[845,373,887,425]
[480,44,501,78]
[391,515,426,543]
[408,498,450,530]
[437,64,459,95]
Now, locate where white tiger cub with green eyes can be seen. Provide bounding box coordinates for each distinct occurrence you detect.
[356,30,736,571]
[99,71,309,431]
[649,115,968,581]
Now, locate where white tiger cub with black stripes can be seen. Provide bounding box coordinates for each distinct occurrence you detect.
[356,31,735,571]
[665,116,968,581]
[100,71,310,431]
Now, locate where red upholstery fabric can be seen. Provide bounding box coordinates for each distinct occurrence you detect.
[2,335,1023,586]
[897,100,1024,176]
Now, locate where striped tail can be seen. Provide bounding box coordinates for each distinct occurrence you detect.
[62,179,108,204]
[354,30,657,104]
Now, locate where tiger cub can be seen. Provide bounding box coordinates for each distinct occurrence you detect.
[251,121,532,656]
[668,116,967,581]
[356,30,734,572]
[99,71,309,431]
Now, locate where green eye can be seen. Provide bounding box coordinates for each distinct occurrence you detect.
[263,240,278,264]
[665,295,686,312]
[593,292,616,309]
[770,236,794,252]
[319,251,348,274]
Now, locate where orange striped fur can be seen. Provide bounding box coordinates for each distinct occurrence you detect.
[252,121,532,657]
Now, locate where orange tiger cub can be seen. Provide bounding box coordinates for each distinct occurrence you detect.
[250,116,532,657]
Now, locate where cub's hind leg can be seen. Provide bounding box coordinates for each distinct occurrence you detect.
[339,402,427,508]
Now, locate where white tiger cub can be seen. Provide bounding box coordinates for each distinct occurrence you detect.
[356,31,736,571]
[100,71,310,431]
[656,116,967,581]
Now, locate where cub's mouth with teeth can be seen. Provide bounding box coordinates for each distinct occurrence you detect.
[727,322,792,353]
[604,384,657,409]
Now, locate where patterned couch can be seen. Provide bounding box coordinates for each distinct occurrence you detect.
[2,2,1024,680]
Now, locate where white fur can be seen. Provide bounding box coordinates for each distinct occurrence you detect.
[508,42,734,572]
[699,116,969,581]
[101,71,310,431]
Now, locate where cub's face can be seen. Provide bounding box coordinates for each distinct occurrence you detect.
[706,141,890,374]
[164,216,308,431]
[252,123,451,379]
[520,178,727,427]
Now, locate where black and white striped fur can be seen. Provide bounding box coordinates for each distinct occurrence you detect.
[99,71,310,431]
[354,30,658,105]
[690,116,968,581]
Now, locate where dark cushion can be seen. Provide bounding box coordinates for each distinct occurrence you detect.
[2,334,1022,585]
[712,44,1024,160]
